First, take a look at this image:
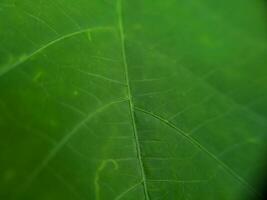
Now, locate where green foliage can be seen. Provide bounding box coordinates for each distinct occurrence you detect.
[0,0,267,199]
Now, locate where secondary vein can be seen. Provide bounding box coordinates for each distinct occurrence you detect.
[134,106,261,197]
[0,26,113,77]
[117,0,150,199]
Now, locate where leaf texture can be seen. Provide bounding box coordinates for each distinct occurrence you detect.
[0,0,267,199]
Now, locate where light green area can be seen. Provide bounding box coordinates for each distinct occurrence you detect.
[0,0,267,199]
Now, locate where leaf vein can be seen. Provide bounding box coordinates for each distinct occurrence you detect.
[117,0,150,199]
[134,106,261,197]
[19,99,128,192]
[0,26,114,77]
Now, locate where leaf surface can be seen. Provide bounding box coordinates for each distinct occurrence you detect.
[0,0,267,199]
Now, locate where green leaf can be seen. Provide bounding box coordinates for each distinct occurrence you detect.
[0,0,267,199]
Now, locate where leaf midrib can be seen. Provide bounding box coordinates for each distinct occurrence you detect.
[117,0,150,199]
